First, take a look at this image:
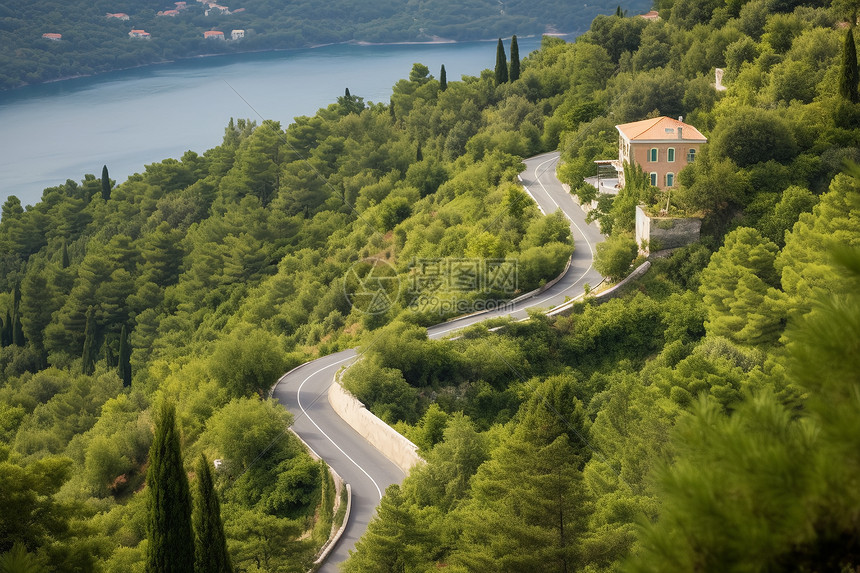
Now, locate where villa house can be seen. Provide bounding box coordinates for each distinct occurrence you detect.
[606,116,707,190]
[204,30,225,39]
[231,29,245,40]
[129,29,151,38]
[106,13,130,20]
[42,33,62,40]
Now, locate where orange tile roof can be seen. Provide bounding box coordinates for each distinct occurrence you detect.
[42,33,62,39]
[616,116,707,142]
[204,30,224,36]
[639,10,660,20]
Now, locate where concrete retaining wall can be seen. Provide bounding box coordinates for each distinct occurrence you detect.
[328,374,423,474]
[546,262,649,316]
[635,205,701,255]
[589,261,651,302]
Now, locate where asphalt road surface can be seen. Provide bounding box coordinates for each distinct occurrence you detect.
[271,151,605,571]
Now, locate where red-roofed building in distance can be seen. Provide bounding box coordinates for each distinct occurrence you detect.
[231,29,244,40]
[129,29,151,38]
[175,1,188,9]
[157,9,180,16]
[106,13,130,20]
[204,30,225,39]
[610,116,707,190]
[42,33,62,40]
[638,10,660,20]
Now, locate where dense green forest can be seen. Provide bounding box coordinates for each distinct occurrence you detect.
[0,0,651,90]
[2,0,860,570]
[0,32,579,570]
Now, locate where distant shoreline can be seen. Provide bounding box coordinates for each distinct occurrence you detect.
[2,32,571,93]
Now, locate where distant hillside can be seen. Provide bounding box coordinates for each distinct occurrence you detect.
[0,0,651,90]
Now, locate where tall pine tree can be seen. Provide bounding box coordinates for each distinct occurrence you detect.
[509,35,520,81]
[495,38,508,84]
[117,324,132,387]
[342,484,424,572]
[840,28,859,104]
[440,64,447,91]
[81,306,97,375]
[101,165,111,201]
[147,401,194,573]
[193,454,232,573]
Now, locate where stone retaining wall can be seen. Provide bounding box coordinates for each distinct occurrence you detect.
[635,205,701,255]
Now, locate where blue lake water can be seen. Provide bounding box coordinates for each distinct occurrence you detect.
[0,36,554,208]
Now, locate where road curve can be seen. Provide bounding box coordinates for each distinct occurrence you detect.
[271,151,604,571]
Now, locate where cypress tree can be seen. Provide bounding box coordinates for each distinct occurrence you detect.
[61,240,69,269]
[615,5,624,16]
[509,35,520,81]
[840,28,860,104]
[0,311,9,347]
[81,306,96,375]
[11,313,24,347]
[193,454,232,573]
[440,64,447,91]
[495,38,508,84]
[416,143,423,162]
[11,285,23,347]
[147,401,194,573]
[101,165,111,201]
[117,324,132,387]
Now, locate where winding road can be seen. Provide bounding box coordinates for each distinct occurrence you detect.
[271,151,604,570]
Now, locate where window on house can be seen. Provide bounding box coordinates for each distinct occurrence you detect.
[667,148,675,162]
[687,148,697,162]
[648,148,658,162]
[650,172,658,186]
[666,172,675,187]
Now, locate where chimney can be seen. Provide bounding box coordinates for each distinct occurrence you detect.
[678,126,683,140]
